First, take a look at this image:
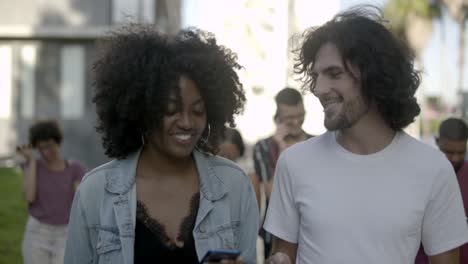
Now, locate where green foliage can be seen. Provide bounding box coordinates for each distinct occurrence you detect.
[384,0,441,39]
[428,118,442,135]
[0,168,27,264]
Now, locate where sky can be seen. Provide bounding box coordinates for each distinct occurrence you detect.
[422,8,462,102]
[343,0,466,104]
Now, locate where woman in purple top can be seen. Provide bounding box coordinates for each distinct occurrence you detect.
[16,120,86,264]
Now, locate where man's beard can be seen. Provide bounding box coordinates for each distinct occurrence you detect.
[324,97,369,131]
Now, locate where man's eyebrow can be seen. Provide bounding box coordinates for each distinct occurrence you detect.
[322,66,344,73]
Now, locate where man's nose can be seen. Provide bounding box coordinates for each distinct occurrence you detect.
[312,76,330,97]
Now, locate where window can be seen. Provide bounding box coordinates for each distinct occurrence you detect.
[60,45,85,119]
[112,0,155,24]
[20,44,37,119]
[0,45,12,120]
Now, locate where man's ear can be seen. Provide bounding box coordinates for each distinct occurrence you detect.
[435,136,440,146]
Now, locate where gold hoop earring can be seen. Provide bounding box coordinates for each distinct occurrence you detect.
[200,124,211,144]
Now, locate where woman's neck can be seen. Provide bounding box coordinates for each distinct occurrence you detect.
[44,157,66,171]
[137,145,195,181]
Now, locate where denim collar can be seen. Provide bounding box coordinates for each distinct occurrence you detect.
[104,149,227,201]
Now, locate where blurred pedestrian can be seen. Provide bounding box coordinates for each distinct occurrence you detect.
[415,117,468,264]
[252,87,312,258]
[219,127,245,162]
[18,119,85,264]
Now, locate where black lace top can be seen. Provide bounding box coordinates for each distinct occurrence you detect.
[134,192,200,263]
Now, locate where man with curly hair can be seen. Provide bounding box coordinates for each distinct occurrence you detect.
[64,25,258,264]
[265,6,468,264]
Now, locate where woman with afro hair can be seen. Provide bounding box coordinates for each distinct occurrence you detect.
[64,25,258,264]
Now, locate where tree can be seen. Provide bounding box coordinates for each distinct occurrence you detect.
[384,0,442,137]
[441,0,468,92]
[384,0,441,60]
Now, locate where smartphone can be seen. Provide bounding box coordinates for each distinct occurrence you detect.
[200,249,241,263]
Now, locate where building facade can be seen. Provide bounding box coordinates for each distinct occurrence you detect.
[0,0,180,168]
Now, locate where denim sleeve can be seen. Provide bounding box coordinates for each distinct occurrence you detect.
[64,188,94,264]
[239,174,260,264]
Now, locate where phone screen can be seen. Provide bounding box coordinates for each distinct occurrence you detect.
[200,249,241,263]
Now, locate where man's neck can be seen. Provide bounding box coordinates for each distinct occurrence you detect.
[336,109,396,155]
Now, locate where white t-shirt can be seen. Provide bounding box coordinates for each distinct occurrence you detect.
[264,131,468,264]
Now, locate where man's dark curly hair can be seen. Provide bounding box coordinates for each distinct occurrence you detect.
[295,5,421,130]
[29,120,63,148]
[93,25,246,159]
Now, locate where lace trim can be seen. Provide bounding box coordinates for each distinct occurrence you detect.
[136,192,200,248]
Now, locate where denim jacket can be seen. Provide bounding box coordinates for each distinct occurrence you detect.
[64,149,259,264]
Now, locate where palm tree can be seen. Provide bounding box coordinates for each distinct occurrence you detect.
[384,0,441,60]
[384,0,442,137]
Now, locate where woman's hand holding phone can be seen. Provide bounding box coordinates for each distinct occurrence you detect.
[201,249,243,264]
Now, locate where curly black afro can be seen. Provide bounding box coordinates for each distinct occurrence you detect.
[29,120,63,148]
[92,24,246,159]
